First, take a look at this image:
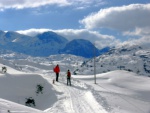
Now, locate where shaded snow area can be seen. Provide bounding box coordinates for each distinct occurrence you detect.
[0,56,150,113]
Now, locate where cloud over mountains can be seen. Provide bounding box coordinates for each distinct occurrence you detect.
[17,28,117,49]
[80,4,150,32]
[79,3,150,47]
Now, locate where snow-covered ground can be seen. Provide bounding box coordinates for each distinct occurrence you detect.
[0,56,150,113]
[77,45,150,77]
[74,71,150,113]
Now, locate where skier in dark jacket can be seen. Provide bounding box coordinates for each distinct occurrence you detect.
[67,70,71,86]
[53,64,60,82]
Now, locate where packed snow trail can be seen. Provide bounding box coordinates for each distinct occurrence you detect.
[43,73,108,113]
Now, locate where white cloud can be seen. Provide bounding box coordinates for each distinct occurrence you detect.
[17,28,118,49]
[17,28,50,36]
[54,29,119,48]
[0,0,70,10]
[123,27,150,36]
[79,3,150,48]
[80,4,150,31]
[68,0,106,10]
[117,35,150,49]
[0,0,105,10]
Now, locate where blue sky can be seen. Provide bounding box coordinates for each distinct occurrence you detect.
[0,0,150,49]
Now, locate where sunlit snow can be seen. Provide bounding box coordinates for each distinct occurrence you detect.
[0,53,150,113]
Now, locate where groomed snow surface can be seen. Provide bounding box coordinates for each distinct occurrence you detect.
[0,63,150,113]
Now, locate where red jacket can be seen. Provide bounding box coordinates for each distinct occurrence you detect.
[67,71,71,77]
[54,65,60,73]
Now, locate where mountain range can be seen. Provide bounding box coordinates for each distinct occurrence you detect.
[0,30,109,58]
[1,30,149,77]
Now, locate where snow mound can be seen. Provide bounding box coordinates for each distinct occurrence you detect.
[0,63,57,111]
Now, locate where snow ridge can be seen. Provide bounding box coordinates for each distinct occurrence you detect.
[77,44,150,76]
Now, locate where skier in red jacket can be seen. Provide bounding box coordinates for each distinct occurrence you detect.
[67,70,71,86]
[53,64,60,82]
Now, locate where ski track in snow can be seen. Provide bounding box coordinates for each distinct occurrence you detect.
[43,74,108,113]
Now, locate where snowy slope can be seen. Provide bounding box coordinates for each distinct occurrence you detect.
[0,52,86,75]
[0,54,150,113]
[74,70,150,113]
[0,98,43,113]
[0,63,58,111]
[0,59,108,113]
[77,44,150,76]
[43,74,108,113]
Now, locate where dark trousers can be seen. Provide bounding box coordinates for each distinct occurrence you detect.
[67,77,71,86]
[56,73,59,82]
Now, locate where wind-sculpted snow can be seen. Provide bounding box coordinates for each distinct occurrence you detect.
[0,98,44,113]
[0,64,58,111]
